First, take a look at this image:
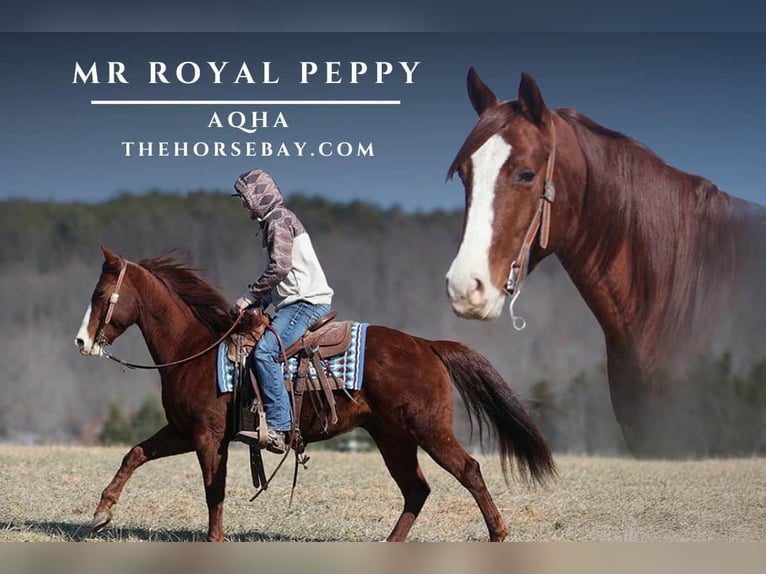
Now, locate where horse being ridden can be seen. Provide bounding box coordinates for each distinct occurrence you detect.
[446,68,766,457]
[75,247,555,541]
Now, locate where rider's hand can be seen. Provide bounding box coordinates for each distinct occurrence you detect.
[234,292,256,312]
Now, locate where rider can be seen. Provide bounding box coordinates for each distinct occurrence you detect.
[232,168,333,454]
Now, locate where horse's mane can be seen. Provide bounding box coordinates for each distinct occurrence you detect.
[137,254,234,335]
[557,108,742,347]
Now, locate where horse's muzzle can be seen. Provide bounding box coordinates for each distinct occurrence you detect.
[75,337,105,357]
[445,271,505,321]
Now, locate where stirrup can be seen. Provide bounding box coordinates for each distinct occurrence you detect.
[234,430,262,448]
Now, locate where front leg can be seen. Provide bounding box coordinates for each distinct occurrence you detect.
[91,424,193,533]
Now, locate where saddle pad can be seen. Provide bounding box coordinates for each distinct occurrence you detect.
[217,339,239,394]
[217,322,368,394]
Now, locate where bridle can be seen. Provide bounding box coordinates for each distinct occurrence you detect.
[503,118,557,330]
[93,259,128,351]
[92,257,245,370]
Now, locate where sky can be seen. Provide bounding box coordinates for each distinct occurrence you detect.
[1,33,766,212]
[5,1,766,32]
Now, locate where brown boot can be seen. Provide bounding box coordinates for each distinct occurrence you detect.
[266,429,289,454]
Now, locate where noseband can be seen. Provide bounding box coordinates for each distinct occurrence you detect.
[503,119,557,330]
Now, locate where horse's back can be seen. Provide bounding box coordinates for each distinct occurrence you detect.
[359,325,455,403]
[362,325,448,373]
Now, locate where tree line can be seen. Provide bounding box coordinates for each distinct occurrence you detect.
[0,191,762,455]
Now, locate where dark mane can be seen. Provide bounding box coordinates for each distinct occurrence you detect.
[137,254,234,335]
[556,108,641,144]
[558,108,740,349]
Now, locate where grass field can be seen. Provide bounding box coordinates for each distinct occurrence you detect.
[0,445,764,542]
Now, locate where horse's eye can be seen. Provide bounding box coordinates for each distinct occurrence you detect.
[514,169,536,183]
[93,289,105,299]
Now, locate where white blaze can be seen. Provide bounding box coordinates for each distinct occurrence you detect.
[75,303,102,356]
[446,134,511,318]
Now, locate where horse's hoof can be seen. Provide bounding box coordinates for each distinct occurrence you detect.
[90,510,113,533]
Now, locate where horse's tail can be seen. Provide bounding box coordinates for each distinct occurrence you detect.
[430,340,557,486]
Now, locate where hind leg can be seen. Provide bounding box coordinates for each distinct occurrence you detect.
[416,428,508,542]
[193,430,229,542]
[366,423,431,542]
[92,424,193,533]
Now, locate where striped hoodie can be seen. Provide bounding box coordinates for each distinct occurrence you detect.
[234,169,333,309]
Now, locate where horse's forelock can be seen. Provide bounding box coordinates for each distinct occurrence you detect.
[448,102,518,180]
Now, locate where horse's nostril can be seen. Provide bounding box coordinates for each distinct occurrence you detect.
[75,338,84,349]
[467,277,485,306]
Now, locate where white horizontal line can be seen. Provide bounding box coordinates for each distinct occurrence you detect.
[91,99,401,106]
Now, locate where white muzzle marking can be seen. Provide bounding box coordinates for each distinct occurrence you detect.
[446,134,511,320]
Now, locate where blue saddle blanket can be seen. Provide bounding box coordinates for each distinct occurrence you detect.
[217,322,368,394]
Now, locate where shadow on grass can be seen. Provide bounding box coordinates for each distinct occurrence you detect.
[4,520,357,542]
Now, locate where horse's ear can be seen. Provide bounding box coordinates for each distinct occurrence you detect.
[467,67,497,116]
[101,246,120,265]
[518,72,547,125]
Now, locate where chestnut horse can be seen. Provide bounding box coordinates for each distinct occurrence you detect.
[75,247,554,541]
[446,68,766,457]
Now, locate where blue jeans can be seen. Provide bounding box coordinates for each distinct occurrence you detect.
[253,301,330,432]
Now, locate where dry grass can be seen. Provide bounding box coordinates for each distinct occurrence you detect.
[0,444,763,542]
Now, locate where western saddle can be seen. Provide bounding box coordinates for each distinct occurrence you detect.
[229,310,353,447]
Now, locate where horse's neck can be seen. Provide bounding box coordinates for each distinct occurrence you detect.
[545,117,637,343]
[133,268,209,366]
[556,239,641,349]
[551,121,741,367]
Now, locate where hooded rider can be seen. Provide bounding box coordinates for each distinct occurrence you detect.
[232,169,333,453]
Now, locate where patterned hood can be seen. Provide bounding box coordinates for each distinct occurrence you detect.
[234,169,284,220]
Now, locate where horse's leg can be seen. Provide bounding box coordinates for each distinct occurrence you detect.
[415,428,508,542]
[192,431,229,542]
[91,424,193,533]
[366,423,431,542]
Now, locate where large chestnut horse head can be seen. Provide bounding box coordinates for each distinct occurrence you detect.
[446,68,766,457]
[446,69,565,322]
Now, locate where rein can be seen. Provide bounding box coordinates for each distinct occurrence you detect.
[503,118,557,330]
[104,317,244,370]
[95,259,245,370]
